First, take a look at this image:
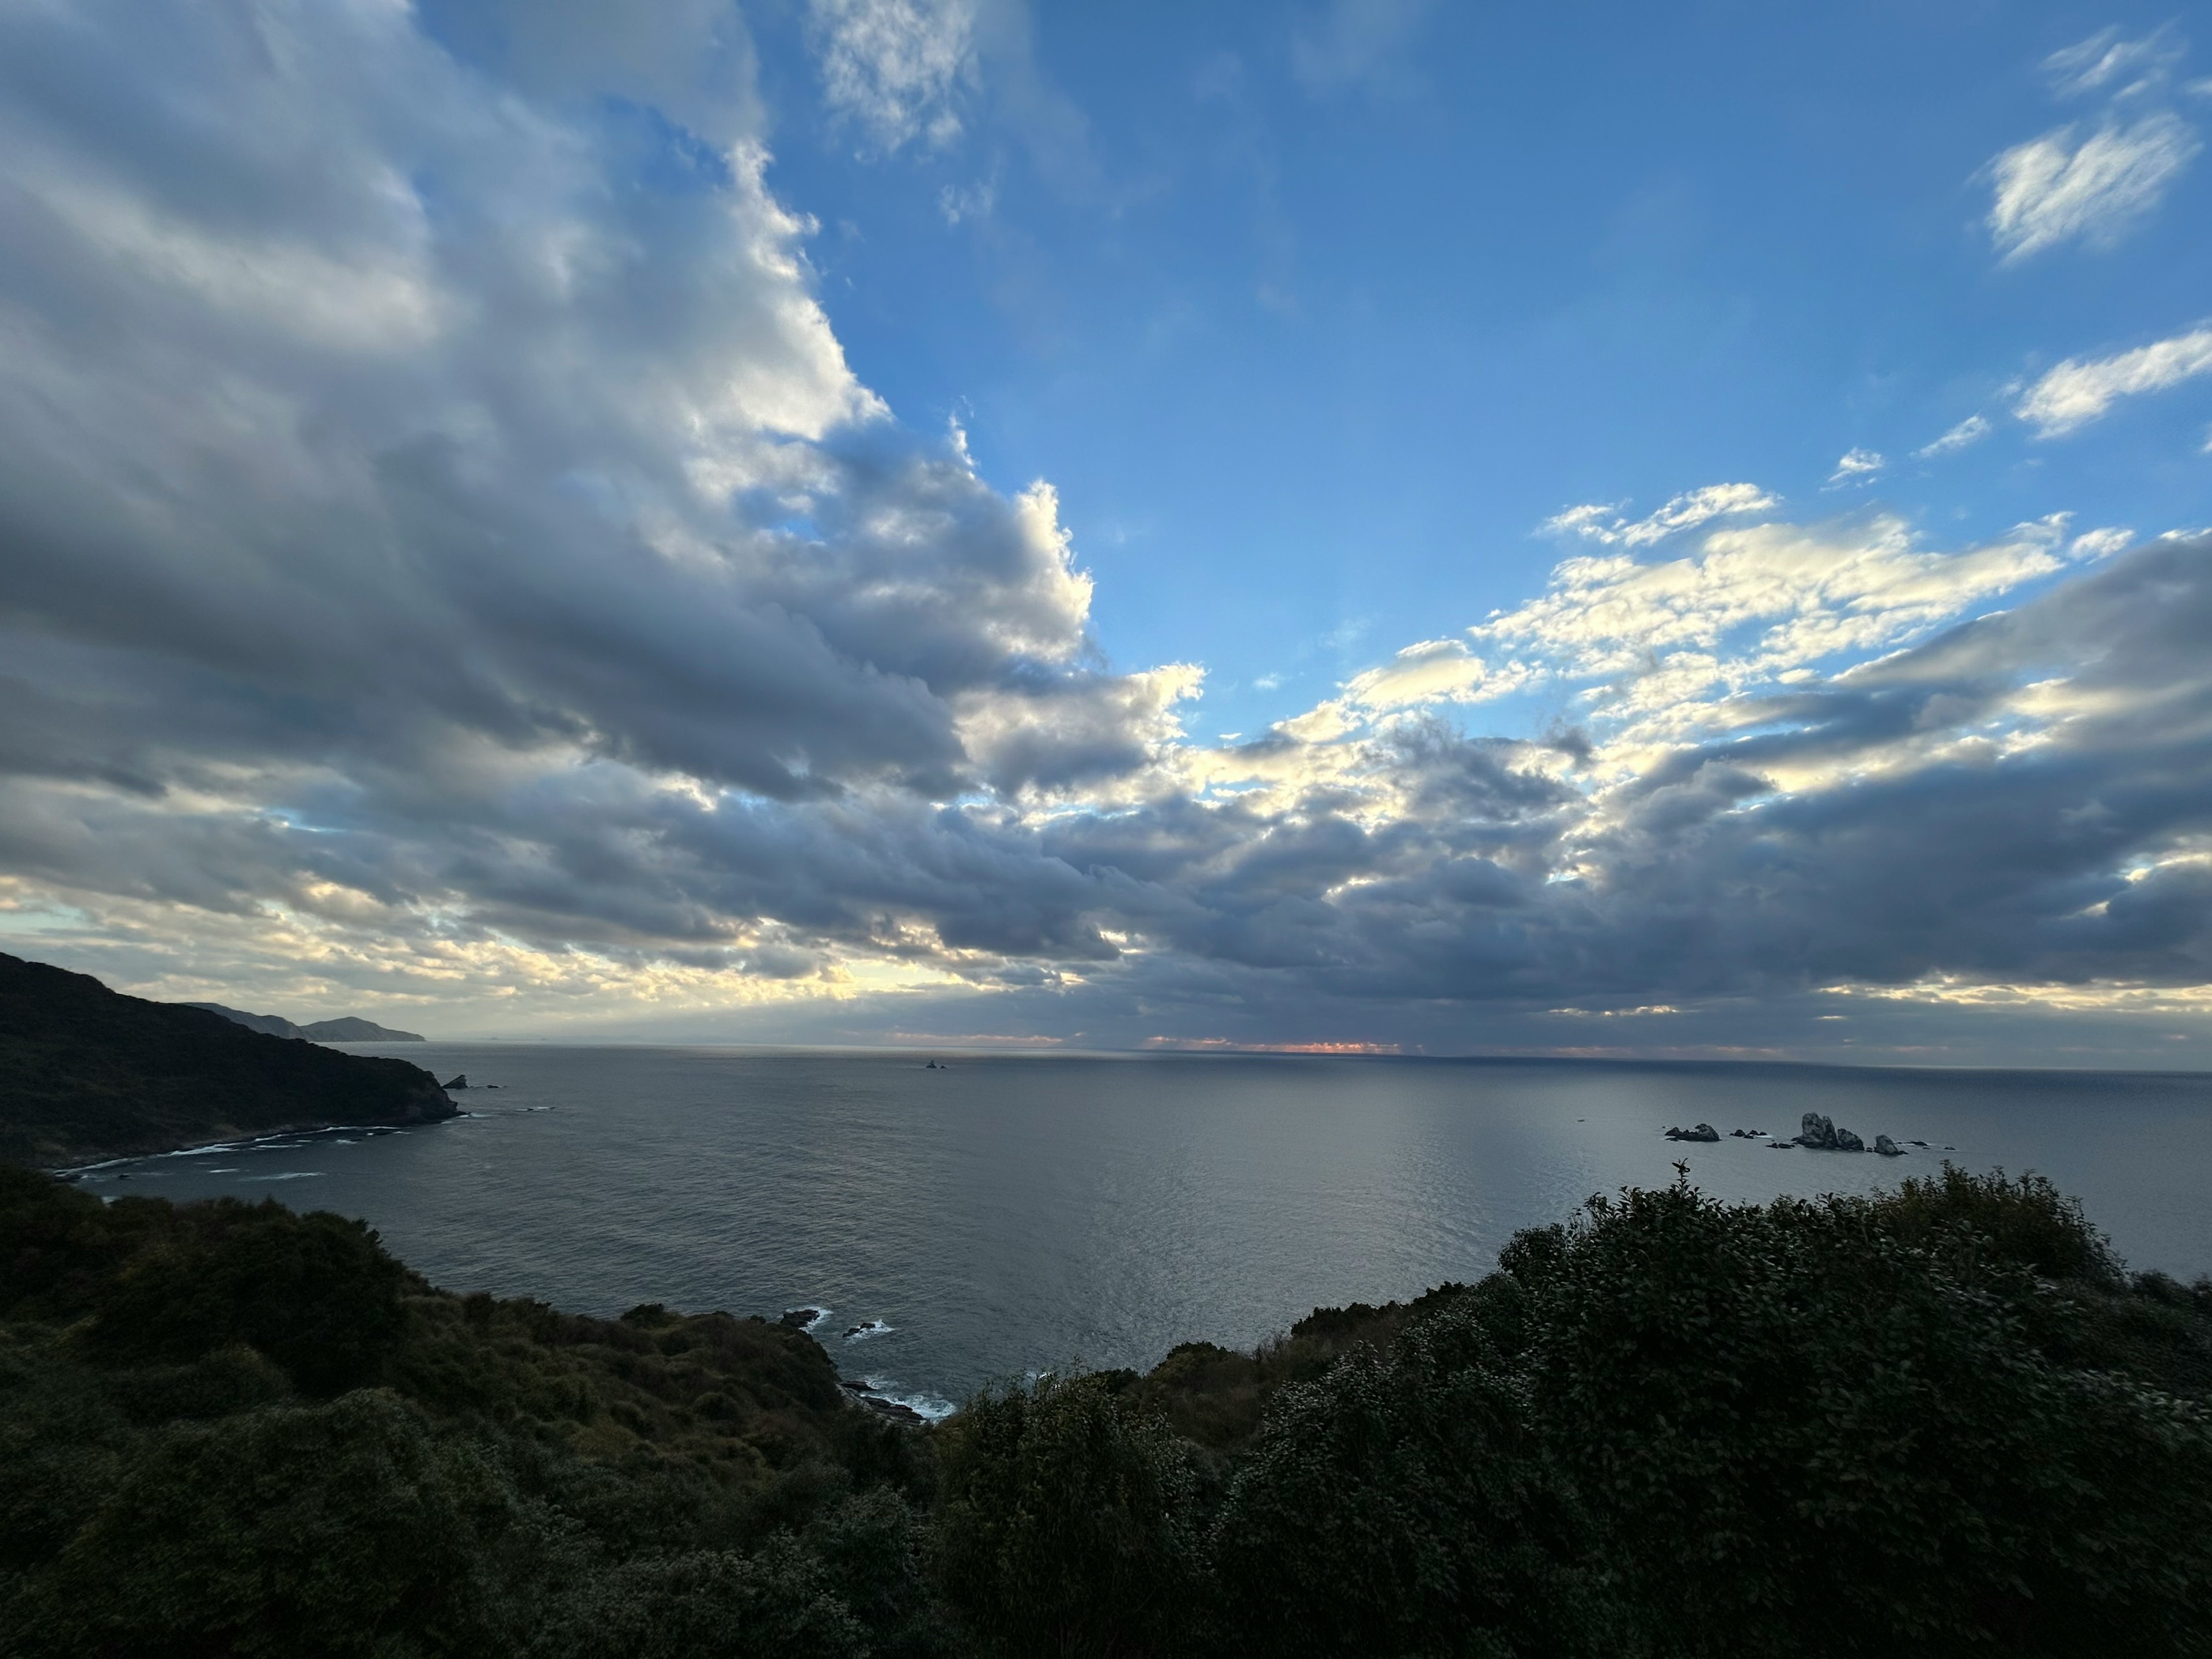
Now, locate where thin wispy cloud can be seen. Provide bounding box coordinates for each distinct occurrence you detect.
[1542,484,1779,548]
[1828,448,1885,486]
[809,0,978,151]
[2043,24,2187,100]
[2016,325,2212,434]
[1916,414,1992,458]
[1984,112,2200,259]
[1290,0,1441,96]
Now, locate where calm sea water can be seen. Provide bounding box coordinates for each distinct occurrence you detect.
[71,1049,2212,1417]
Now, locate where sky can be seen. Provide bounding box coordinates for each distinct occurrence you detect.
[0,0,2209,1064]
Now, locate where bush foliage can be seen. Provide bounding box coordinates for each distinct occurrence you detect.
[3,1160,2209,1657]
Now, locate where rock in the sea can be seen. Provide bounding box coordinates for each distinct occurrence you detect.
[441,1074,467,1089]
[1664,1123,1721,1142]
[1794,1111,1866,1150]
[842,1380,926,1425]
[779,1308,824,1330]
[1874,1134,1904,1156]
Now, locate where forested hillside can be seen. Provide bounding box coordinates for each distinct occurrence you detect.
[3,1163,2208,1657]
[0,954,452,1165]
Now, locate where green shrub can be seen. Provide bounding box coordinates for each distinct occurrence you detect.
[531,1536,868,1659]
[1498,1175,2212,1656]
[931,1372,1203,1656]
[84,1199,408,1394]
[10,1390,501,1658]
[1209,1299,1624,1658]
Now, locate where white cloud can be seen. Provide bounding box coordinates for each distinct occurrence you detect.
[2043,25,2188,100]
[1476,514,2079,722]
[2015,325,2212,434]
[1984,112,2199,259]
[1916,414,1992,457]
[1341,638,1528,713]
[808,0,978,152]
[2070,527,2135,559]
[1827,448,1884,485]
[1541,483,1778,548]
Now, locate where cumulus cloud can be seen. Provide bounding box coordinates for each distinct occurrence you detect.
[1916,414,1992,457]
[1540,483,1778,547]
[0,0,1177,1007]
[1984,112,2200,259]
[2016,325,2212,434]
[1058,528,2212,1028]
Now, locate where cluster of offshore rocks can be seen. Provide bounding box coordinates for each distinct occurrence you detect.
[1665,1112,1950,1157]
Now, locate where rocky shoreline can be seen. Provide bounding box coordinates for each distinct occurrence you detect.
[778,1306,934,1425]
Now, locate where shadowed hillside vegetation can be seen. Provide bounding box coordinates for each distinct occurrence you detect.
[0,954,452,1165]
[2,1162,2209,1657]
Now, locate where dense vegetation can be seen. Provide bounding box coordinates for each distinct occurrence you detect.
[3,1160,2209,1657]
[0,954,452,1165]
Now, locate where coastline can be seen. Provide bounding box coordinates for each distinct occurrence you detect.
[48,1109,466,1177]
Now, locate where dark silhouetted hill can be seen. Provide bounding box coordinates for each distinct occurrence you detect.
[0,953,454,1166]
[187,1003,426,1042]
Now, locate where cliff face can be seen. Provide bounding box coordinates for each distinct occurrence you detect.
[0,953,455,1166]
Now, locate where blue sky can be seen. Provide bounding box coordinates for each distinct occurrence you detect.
[736,2,2212,741]
[0,1,2209,1063]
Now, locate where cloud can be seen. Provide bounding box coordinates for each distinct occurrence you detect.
[0,0,1176,1001]
[938,179,995,224]
[1467,513,2084,734]
[2016,325,2212,434]
[1341,639,1528,713]
[2043,25,2188,100]
[1984,112,2200,259]
[1827,448,1885,485]
[1290,0,1441,96]
[3,3,2208,1058]
[808,0,978,151]
[1916,414,1992,457]
[1541,483,1779,548]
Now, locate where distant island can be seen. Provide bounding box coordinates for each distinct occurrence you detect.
[186,1002,426,1043]
[0,952,454,1166]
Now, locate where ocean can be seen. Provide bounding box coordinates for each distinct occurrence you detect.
[70,1048,2212,1418]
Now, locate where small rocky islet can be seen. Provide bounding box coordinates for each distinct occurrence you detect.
[1666,1111,1952,1155]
